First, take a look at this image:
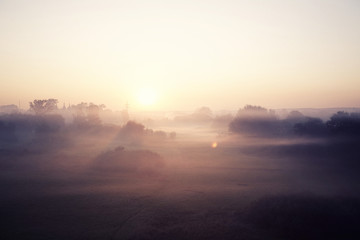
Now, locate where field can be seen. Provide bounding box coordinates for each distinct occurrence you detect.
[1,125,359,240]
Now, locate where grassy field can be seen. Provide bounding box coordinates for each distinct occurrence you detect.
[1,129,360,240]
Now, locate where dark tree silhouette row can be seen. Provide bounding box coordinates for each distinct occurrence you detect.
[229,105,360,138]
[1,99,175,151]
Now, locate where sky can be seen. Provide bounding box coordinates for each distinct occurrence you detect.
[0,0,359,111]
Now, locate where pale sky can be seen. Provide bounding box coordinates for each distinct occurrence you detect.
[1,0,359,111]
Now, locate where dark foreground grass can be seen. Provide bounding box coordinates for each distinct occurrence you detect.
[2,190,360,240]
[242,194,360,240]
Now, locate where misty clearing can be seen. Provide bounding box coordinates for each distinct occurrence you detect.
[1,104,360,240]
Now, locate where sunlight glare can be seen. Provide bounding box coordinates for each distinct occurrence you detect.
[137,87,157,106]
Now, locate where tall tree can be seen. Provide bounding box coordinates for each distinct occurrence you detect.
[29,99,58,115]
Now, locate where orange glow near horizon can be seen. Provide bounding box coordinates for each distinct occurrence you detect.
[136,87,157,107]
[0,0,360,111]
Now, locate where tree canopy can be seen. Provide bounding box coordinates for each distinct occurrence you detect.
[29,99,58,115]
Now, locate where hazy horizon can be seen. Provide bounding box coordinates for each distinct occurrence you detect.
[2,100,360,114]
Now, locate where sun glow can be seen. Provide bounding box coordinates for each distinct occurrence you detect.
[137,88,157,106]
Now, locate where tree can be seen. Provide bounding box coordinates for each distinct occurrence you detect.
[230,105,282,136]
[29,99,58,115]
[72,102,105,126]
[293,117,327,136]
[287,111,305,120]
[236,105,276,119]
[326,111,360,136]
[120,121,145,136]
[87,103,102,125]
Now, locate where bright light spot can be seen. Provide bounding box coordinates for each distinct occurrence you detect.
[137,88,157,106]
[211,142,218,148]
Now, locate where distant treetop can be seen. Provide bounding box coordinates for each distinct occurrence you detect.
[29,99,58,115]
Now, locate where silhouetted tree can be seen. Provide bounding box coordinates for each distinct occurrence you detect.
[293,117,327,136]
[87,103,102,125]
[72,102,105,126]
[230,105,280,136]
[287,111,305,120]
[0,104,19,114]
[0,120,17,143]
[196,106,212,116]
[243,104,267,112]
[0,113,65,150]
[236,105,269,117]
[120,121,145,137]
[35,114,65,134]
[72,102,88,125]
[29,99,58,115]
[326,111,360,136]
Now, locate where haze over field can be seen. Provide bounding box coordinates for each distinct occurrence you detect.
[1,1,360,240]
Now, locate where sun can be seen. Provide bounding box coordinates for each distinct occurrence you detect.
[136,87,157,106]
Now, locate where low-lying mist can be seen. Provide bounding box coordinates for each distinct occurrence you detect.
[1,104,360,240]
